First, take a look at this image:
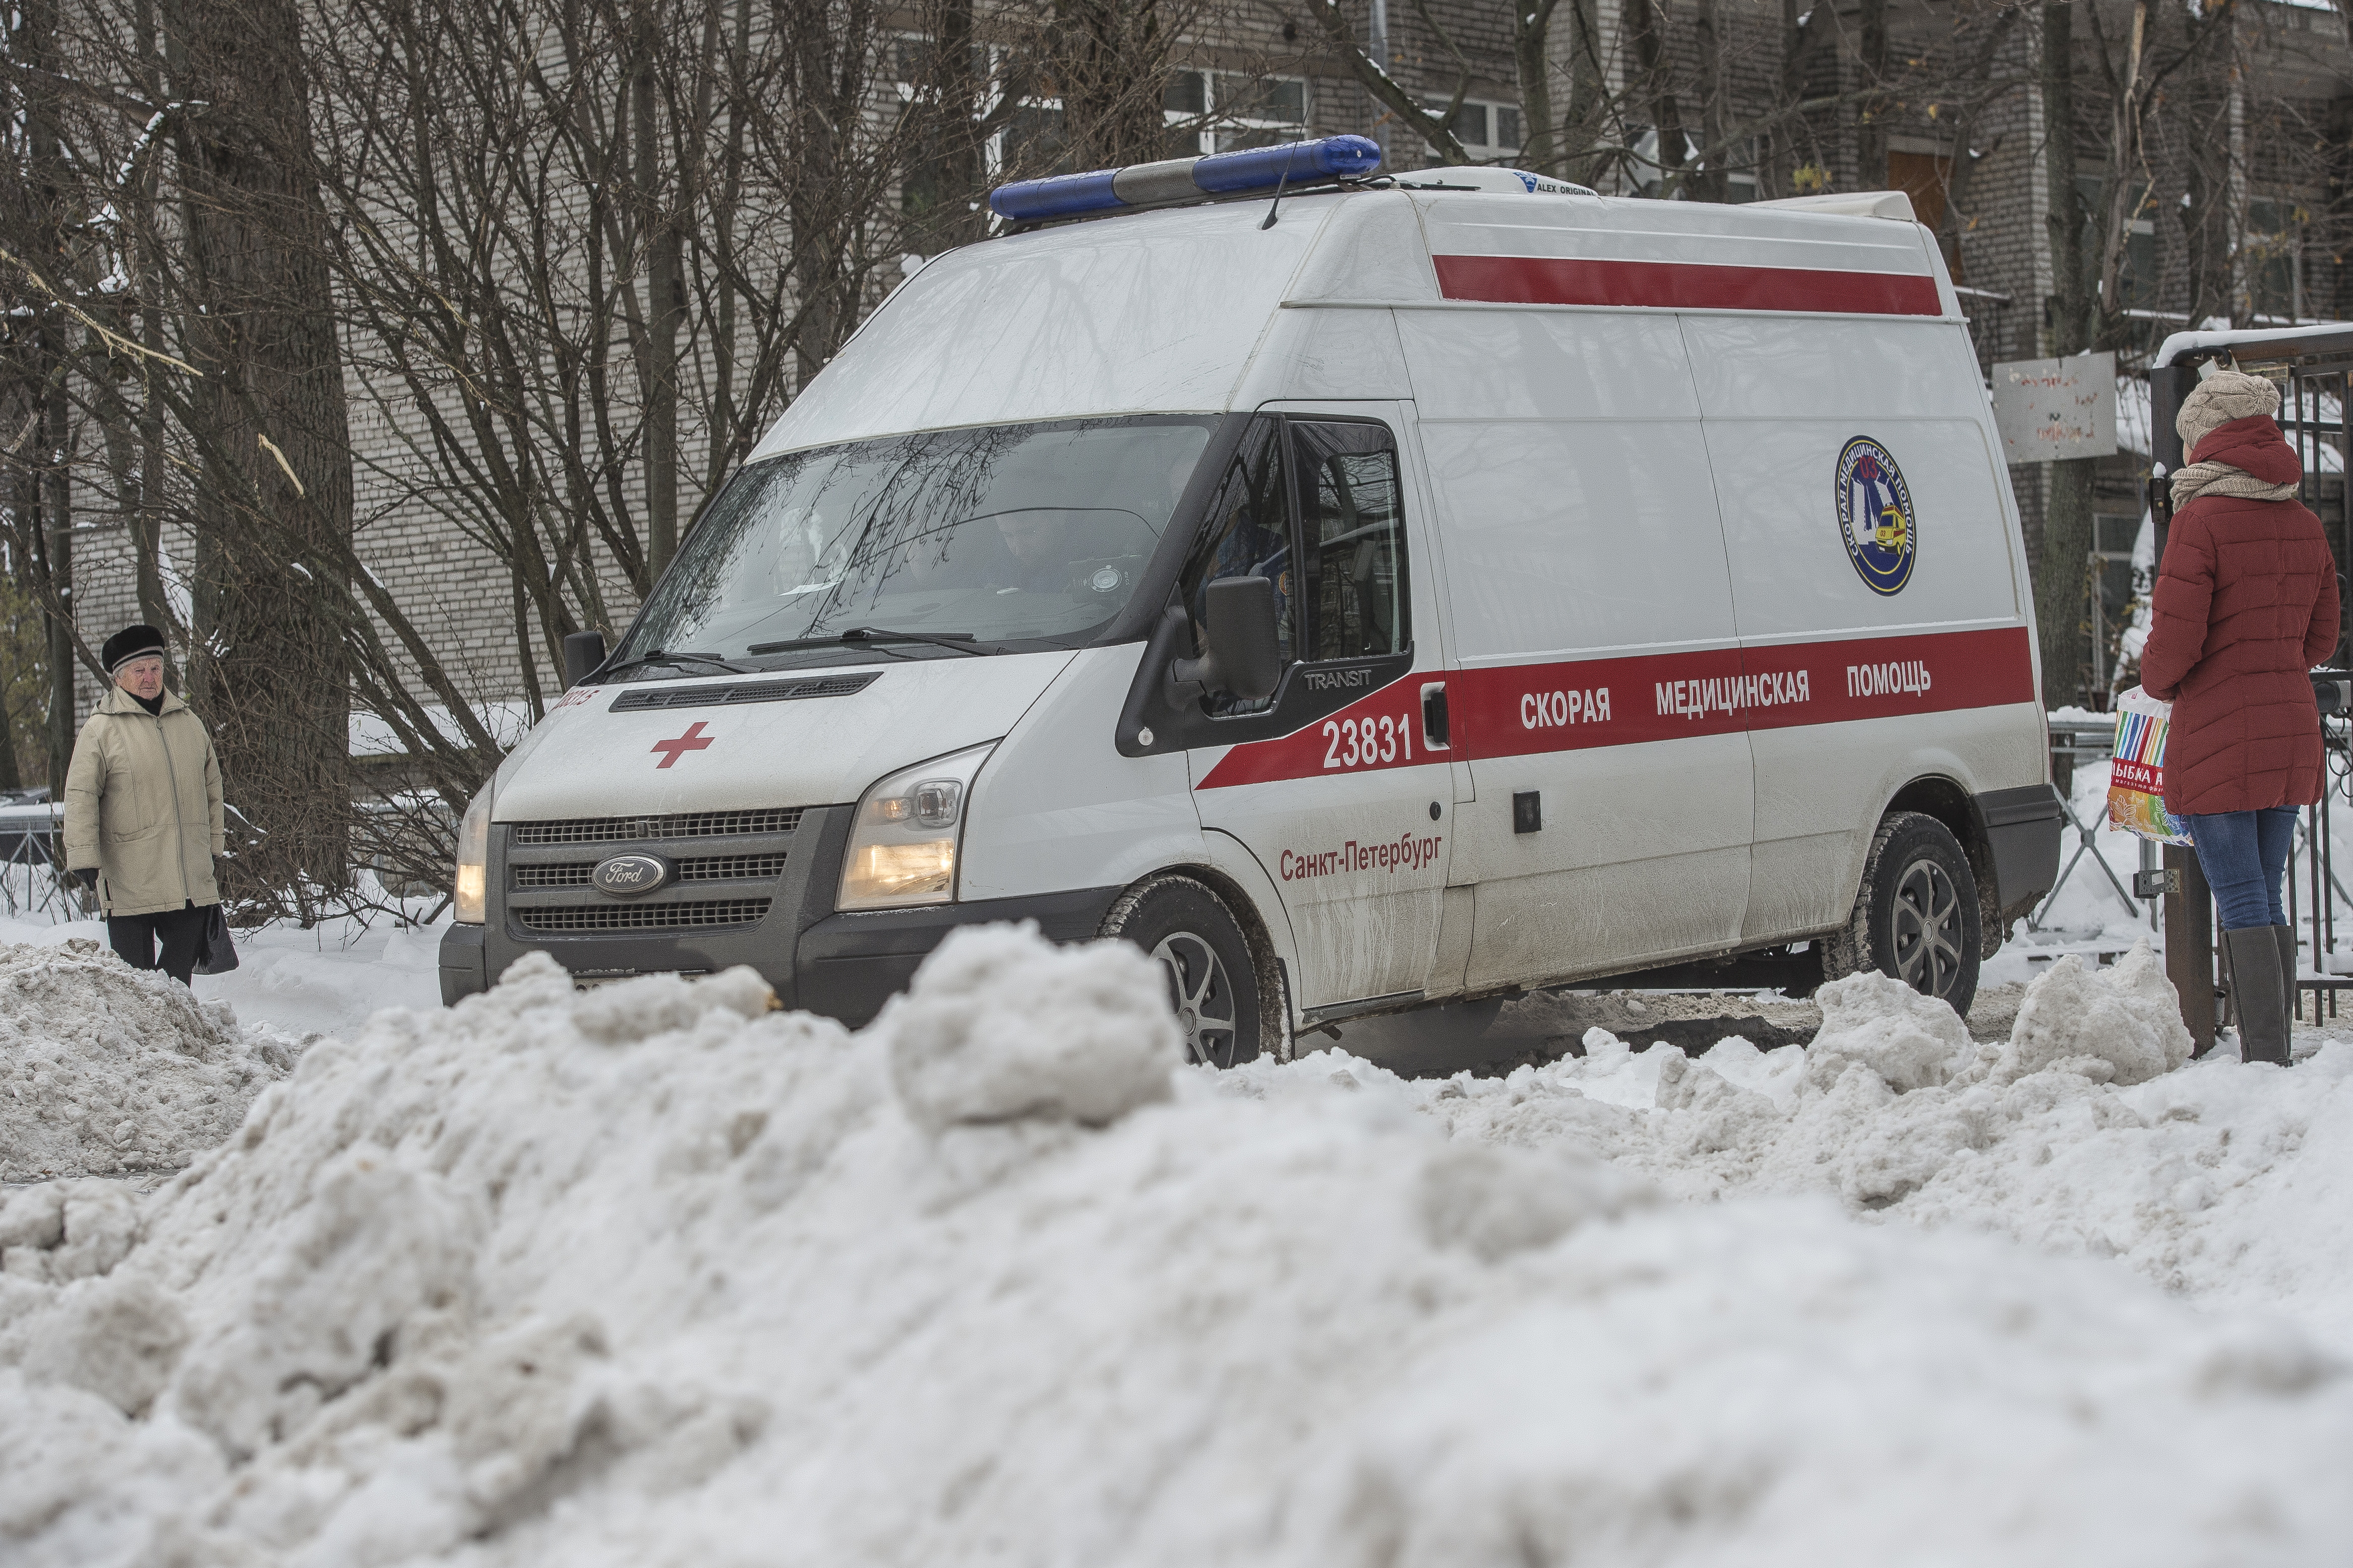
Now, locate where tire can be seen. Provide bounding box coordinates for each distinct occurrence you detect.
[1100,875,1265,1068]
[1824,811,1982,1017]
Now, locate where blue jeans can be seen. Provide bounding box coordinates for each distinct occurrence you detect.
[2186,807,2299,930]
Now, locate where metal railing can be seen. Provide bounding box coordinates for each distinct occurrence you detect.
[0,803,91,923]
[2147,324,2353,1046]
[2032,719,2149,930]
[2280,707,2353,1022]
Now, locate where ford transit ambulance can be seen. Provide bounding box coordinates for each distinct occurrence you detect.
[440,135,2063,1064]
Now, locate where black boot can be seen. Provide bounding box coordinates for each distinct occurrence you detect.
[2272,925,2299,1039]
[2225,926,2289,1066]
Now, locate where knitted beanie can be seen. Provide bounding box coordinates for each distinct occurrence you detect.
[100,624,166,674]
[2176,368,2280,458]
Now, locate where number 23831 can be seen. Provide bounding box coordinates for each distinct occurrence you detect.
[1323,713,1413,770]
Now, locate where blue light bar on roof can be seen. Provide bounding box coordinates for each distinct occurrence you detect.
[988,134,1382,223]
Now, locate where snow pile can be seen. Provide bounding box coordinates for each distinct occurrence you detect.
[0,938,290,1180]
[883,922,1180,1131]
[1330,938,2352,1350]
[1996,946,2193,1084]
[1802,968,1974,1091]
[4,927,2352,1565]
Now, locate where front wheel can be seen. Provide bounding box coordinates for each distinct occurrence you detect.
[1824,811,1982,1018]
[1100,875,1264,1068]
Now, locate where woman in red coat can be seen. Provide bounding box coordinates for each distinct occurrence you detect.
[2141,368,2342,1065]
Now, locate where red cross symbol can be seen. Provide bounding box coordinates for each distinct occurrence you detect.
[650,721,715,769]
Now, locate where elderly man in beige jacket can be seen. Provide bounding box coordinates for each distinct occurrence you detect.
[64,624,225,984]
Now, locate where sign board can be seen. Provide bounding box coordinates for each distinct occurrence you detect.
[1990,353,2119,463]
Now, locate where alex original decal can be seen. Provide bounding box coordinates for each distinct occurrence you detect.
[1835,437,1918,596]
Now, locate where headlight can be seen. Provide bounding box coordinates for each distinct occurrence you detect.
[838,742,996,910]
[453,781,494,923]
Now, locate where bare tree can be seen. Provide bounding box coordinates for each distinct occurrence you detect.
[2034,0,2233,707]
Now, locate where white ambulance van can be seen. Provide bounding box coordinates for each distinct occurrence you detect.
[440,135,2062,1063]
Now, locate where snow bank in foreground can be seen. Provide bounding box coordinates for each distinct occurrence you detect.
[0,939,289,1180]
[3,929,2350,1566]
[1319,940,2349,1353]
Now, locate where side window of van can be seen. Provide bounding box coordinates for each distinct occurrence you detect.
[1293,422,1409,662]
[1183,416,1295,666]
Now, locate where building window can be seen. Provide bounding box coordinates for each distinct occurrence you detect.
[2076,176,2156,313]
[1165,71,1307,157]
[1628,129,1757,202]
[2246,197,2312,324]
[1422,98,1521,161]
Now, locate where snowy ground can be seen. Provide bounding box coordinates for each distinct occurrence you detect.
[3,924,2351,1566]
[0,909,444,1046]
[7,736,2353,1563]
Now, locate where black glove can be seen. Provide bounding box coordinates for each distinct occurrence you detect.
[72,867,98,891]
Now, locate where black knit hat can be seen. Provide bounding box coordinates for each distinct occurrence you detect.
[101,624,166,675]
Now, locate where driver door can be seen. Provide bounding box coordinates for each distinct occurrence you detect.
[1183,406,1456,1017]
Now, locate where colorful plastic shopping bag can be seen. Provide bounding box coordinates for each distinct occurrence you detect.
[2107,686,2193,845]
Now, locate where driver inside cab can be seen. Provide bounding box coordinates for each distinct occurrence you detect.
[992,510,1079,593]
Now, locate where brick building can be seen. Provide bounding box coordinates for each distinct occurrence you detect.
[62,0,2353,741]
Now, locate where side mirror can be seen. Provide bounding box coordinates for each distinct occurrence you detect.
[563,630,608,689]
[1172,577,1282,703]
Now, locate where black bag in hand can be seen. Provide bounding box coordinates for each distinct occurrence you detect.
[196,904,239,975]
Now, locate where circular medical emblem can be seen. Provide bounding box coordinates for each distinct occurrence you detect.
[1834,436,1918,596]
[592,853,671,898]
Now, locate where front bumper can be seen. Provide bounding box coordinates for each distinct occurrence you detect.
[438,797,1122,1025]
[794,887,1124,1026]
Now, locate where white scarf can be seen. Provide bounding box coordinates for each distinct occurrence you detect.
[2170,460,2298,507]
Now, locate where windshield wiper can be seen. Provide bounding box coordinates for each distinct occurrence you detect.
[747,628,988,657]
[601,649,759,678]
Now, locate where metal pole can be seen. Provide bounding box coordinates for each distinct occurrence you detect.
[2147,360,2206,1042]
[2166,843,2215,1053]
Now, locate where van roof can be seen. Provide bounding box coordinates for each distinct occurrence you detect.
[749,181,1955,462]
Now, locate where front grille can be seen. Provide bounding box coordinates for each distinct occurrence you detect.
[679,853,787,881]
[511,808,802,847]
[514,899,772,932]
[513,863,593,889]
[609,672,881,711]
[510,853,786,890]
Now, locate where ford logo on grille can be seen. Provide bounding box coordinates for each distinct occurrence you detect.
[592,853,671,898]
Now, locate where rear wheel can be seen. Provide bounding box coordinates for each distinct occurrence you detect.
[1824,811,1981,1017]
[1101,875,1264,1068]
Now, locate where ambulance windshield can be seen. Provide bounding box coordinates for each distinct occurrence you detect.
[618,417,1215,668]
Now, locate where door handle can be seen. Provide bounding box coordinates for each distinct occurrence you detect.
[1421,682,1451,749]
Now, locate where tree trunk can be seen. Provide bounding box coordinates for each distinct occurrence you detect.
[1512,0,1560,176]
[134,302,173,636]
[40,394,72,801]
[1561,0,1608,188]
[1775,0,1828,197]
[162,0,356,901]
[2035,0,2096,711]
[1691,0,1728,203]
[0,565,23,794]
[1856,0,1889,187]
[18,0,76,798]
[1054,0,1166,170]
[633,21,683,582]
[909,0,991,252]
[1632,0,1687,196]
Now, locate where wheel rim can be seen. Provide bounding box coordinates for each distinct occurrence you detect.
[1891,857,1965,998]
[1151,930,1240,1068]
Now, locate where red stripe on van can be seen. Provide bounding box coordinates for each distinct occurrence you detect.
[1431,255,1943,317]
[1192,625,2032,789]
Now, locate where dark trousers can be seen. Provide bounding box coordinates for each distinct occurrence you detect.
[108,903,210,985]
[2186,807,2299,931]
